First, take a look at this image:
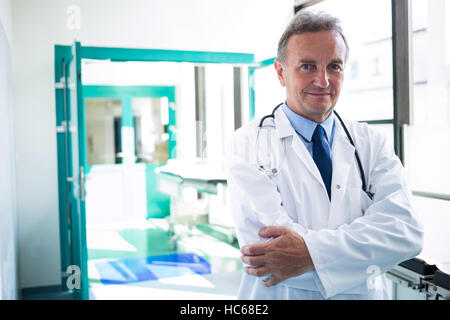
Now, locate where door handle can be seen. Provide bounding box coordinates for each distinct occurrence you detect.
[80,166,86,202]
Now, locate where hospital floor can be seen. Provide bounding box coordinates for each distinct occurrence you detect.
[86,218,243,300]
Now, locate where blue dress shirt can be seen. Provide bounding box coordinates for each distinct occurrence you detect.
[282,102,336,156]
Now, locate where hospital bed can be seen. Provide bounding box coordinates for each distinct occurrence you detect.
[155,159,236,250]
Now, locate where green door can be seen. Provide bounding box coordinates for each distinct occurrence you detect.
[66,41,89,300]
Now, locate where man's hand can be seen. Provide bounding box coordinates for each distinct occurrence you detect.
[240,226,315,287]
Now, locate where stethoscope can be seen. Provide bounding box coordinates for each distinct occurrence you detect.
[256,102,374,200]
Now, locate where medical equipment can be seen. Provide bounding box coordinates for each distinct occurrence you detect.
[156,160,237,249]
[387,258,450,300]
[256,102,374,200]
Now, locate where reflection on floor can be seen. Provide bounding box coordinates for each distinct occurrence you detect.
[87,218,243,300]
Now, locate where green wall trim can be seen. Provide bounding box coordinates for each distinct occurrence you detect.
[83,85,175,101]
[81,46,255,64]
[256,57,276,68]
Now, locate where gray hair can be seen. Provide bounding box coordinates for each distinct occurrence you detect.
[277,10,349,65]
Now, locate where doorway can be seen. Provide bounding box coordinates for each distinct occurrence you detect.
[54,43,255,299]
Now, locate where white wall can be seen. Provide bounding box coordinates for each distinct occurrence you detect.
[11,0,293,289]
[0,0,19,300]
[0,0,12,46]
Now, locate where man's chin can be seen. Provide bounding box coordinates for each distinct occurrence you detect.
[305,106,334,121]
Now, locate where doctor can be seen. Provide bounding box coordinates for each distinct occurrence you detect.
[225,10,424,299]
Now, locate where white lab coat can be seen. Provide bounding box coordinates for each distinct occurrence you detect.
[225,107,424,300]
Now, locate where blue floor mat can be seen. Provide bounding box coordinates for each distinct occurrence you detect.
[92,253,211,285]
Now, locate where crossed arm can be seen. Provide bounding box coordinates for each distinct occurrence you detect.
[240,226,314,287]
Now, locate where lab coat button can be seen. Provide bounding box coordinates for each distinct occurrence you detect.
[336,184,341,189]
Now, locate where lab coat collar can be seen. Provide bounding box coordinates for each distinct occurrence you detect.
[273,106,296,138]
[282,103,335,144]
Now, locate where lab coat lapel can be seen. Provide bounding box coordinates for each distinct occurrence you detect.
[329,121,356,221]
[274,108,327,188]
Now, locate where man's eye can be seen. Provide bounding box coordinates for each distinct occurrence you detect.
[329,64,342,71]
[300,64,314,71]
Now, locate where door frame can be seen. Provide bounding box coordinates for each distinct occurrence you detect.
[82,85,177,166]
[54,43,255,299]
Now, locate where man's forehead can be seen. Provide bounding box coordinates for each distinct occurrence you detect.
[286,30,347,62]
[287,30,346,49]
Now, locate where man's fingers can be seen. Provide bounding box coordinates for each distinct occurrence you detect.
[241,226,293,255]
[258,226,290,238]
[240,243,267,256]
[241,254,265,267]
[244,266,271,278]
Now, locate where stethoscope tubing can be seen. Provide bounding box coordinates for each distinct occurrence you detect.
[257,103,373,199]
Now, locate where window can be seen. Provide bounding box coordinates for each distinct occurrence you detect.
[406,0,450,263]
[407,0,450,196]
[312,0,394,147]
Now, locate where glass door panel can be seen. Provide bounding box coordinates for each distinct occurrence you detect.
[85,98,123,166]
[132,97,169,164]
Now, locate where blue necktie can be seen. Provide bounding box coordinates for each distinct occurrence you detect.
[312,125,332,200]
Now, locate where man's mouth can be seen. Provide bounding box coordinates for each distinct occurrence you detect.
[304,92,331,96]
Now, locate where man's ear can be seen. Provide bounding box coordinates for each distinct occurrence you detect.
[274,59,286,87]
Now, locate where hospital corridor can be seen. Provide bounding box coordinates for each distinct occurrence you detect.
[0,0,449,306]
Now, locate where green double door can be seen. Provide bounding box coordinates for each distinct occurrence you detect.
[60,42,176,300]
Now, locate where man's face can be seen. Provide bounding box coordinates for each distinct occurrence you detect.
[274,30,347,123]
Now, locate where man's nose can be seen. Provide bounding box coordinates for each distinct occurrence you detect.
[313,69,330,88]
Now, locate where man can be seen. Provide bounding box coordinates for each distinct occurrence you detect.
[225,11,423,299]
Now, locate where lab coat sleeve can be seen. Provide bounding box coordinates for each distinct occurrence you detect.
[225,128,309,248]
[302,130,424,299]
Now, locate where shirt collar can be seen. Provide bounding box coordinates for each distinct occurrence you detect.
[282,102,335,143]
